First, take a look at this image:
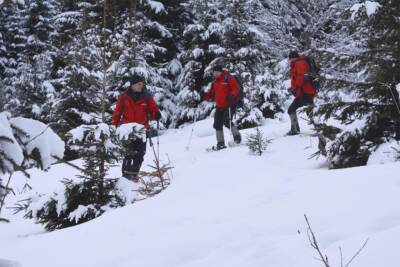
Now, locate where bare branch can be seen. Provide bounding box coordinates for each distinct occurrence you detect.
[340,247,344,267]
[345,239,369,267]
[51,155,85,172]
[24,125,50,146]
[304,214,330,267]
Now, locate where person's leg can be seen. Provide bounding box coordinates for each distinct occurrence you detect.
[288,97,302,135]
[131,138,147,181]
[122,155,134,179]
[213,108,225,146]
[223,107,241,144]
[122,138,146,181]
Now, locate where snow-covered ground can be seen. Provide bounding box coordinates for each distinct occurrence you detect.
[1,117,400,267]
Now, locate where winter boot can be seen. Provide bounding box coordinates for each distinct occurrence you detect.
[287,112,300,136]
[231,126,242,144]
[211,142,227,151]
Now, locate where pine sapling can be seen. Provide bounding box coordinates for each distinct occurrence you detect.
[246,127,271,156]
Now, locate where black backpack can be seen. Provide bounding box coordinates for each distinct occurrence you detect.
[224,73,245,108]
[303,55,321,91]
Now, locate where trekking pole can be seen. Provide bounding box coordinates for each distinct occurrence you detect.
[157,120,160,160]
[228,107,234,139]
[185,114,197,151]
[147,129,154,148]
[386,83,400,116]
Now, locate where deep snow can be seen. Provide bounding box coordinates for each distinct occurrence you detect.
[1,117,400,267]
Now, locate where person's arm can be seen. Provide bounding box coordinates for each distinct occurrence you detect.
[290,63,297,93]
[203,85,215,101]
[294,61,309,88]
[112,95,124,126]
[227,76,240,98]
[147,96,161,121]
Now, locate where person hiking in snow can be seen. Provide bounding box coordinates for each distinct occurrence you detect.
[203,65,242,150]
[112,74,161,182]
[287,51,317,135]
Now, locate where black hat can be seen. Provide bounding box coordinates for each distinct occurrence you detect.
[212,65,224,72]
[130,74,145,85]
[288,50,299,59]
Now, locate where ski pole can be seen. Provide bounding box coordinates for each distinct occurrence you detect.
[186,115,197,151]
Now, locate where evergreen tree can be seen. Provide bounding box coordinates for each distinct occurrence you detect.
[312,1,400,168]
[14,0,60,120]
[25,123,125,231]
[172,0,225,126]
[246,127,270,156]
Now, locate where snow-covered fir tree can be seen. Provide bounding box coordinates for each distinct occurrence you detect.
[25,123,125,231]
[172,0,224,126]
[11,0,60,121]
[312,1,400,168]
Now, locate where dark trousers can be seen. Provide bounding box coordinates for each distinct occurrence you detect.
[213,107,236,130]
[122,138,147,176]
[288,94,314,114]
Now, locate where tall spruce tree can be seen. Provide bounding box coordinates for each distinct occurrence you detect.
[172,0,225,126]
[12,0,60,121]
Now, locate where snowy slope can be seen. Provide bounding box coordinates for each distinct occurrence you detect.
[1,117,400,267]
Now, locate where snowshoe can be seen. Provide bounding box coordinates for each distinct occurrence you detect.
[285,129,300,136]
[122,171,140,183]
[234,134,242,144]
[228,134,242,146]
[206,143,227,152]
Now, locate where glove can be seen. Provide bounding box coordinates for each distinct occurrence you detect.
[226,94,234,106]
[155,112,162,121]
[146,128,158,138]
[188,100,197,108]
[290,87,298,96]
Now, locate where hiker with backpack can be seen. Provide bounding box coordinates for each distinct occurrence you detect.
[112,74,161,182]
[203,65,242,150]
[287,51,318,135]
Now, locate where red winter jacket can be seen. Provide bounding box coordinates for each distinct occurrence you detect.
[112,91,160,128]
[290,55,317,98]
[203,70,240,108]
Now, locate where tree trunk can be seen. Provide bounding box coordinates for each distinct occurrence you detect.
[101,0,108,123]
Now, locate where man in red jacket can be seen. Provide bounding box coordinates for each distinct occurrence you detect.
[203,65,242,150]
[287,51,317,135]
[112,75,161,182]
